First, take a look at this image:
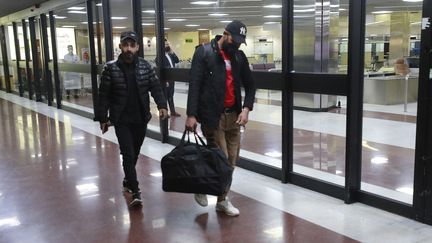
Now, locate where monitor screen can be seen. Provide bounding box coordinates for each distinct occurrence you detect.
[405,57,419,68]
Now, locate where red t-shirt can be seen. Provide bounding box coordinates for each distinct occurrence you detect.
[220,49,235,108]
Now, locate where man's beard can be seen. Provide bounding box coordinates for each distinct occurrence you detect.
[122,51,136,63]
[221,40,240,56]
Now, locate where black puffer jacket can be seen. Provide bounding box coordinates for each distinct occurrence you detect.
[96,55,167,124]
[187,35,256,129]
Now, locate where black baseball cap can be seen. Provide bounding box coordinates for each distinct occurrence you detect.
[225,20,247,45]
[120,31,138,43]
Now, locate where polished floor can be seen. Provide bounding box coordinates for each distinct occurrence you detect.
[1,91,432,242]
[58,83,417,204]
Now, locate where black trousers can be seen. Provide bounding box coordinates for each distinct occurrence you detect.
[114,123,147,192]
[166,80,176,113]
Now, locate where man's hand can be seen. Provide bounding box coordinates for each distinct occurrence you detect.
[100,122,109,134]
[159,108,169,119]
[185,116,197,131]
[236,107,250,126]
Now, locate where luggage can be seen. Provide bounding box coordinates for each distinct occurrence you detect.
[161,130,233,196]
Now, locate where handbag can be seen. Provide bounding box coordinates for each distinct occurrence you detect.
[161,130,233,196]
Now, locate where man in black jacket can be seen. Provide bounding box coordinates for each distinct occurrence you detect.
[97,31,168,207]
[185,20,256,216]
[163,39,181,117]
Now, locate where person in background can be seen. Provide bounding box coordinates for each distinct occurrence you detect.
[163,38,181,117]
[185,20,256,216]
[63,45,80,98]
[96,31,168,207]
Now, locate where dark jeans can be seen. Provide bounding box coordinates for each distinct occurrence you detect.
[165,80,176,113]
[114,123,147,192]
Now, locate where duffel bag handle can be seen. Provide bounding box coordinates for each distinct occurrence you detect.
[193,131,207,146]
[179,130,207,148]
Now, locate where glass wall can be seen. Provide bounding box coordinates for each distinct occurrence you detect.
[361,1,421,204]
[54,3,93,112]
[0,33,3,90]
[292,1,349,184]
[6,24,17,93]
[111,0,133,59]
[161,0,283,167]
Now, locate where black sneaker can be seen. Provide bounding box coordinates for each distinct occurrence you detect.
[122,180,133,193]
[130,192,142,207]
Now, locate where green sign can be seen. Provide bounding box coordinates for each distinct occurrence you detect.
[185,39,193,43]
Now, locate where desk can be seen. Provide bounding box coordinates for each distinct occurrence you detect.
[363,75,418,105]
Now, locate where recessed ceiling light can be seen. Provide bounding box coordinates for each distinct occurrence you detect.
[68,7,85,10]
[186,24,200,27]
[54,16,67,19]
[68,11,87,14]
[371,11,393,14]
[111,17,127,20]
[191,1,217,5]
[96,3,102,7]
[142,23,155,26]
[220,20,232,23]
[142,10,155,13]
[113,26,126,29]
[209,13,228,16]
[168,19,186,21]
[264,22,279,24]
[263,4,282,8]
[164,27,171,30]
[264,15,282,18]
[403,0,422,2]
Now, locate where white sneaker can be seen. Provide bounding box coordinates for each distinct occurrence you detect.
[194,194,208,207]
[216,198,240,216]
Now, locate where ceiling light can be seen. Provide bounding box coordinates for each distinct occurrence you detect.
[371,11,393,14]
[142,10,155,13]
[111,17,127,20]
[164,27,171,30]
[68,7,85,10]
[403,0,422,2]
[142,23,155,26]
[209,13,228,16]
[62,26,77,28]
[197,28,209,30]
[113,26,126,29]
[191,1,217,5]
[220,20,232,23]
[264,15,282,18]
[96,3,102,7]
[54,16,67,19]
[168,18,186,21]
[294,9,315,13]
[263,4,282,8]
[264,22,279,24]
[186,24,200,27]
[339,8,347,11]
[68,10,87,14]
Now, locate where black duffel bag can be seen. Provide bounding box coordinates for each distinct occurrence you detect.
[161,130,233,196]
